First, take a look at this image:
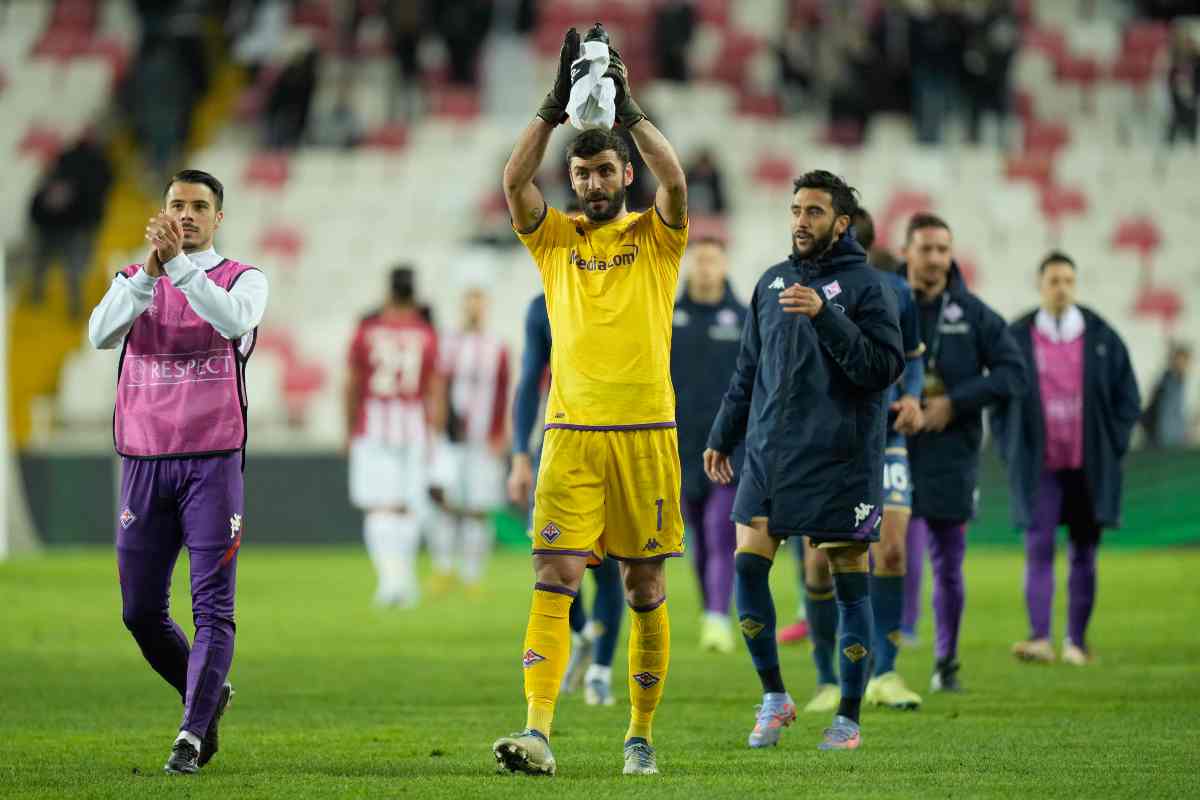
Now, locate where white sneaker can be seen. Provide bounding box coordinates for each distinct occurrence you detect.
[1062,639,1092,666]
[493,730,556,776]
[803,684,840,714]
[700,613,736,654]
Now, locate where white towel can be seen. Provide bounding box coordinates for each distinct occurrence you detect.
[566,40,617,131]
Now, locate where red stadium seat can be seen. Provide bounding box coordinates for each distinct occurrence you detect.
[1005,154,1054,189]
[1013,90,1036,121]
[1040,184,1089,228]
[1133,284,1184,324]
[47,0,99,33]
[738,91,782,119]
[1023,26,1067,62]
[1024,120,1070,156]
[875,189,932,251]
[258,225,305,262]
[430,87,481,122]
[1112,217,1162,265]
[821,120,865,148]
[362,123,408,152]
[688,214,729,244]
[18,125,64,164]
[752,153,795,189]
[243,152,292,190]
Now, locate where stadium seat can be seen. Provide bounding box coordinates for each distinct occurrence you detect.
[243,151,292,191]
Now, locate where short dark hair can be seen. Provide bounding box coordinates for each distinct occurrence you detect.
[390,265,416,303]
[905,212,951,243]
[1038,250,1076,275]
[791,170,859,218]
[566,128,631,166]
[851,207,875,250]
[164,169,224,210]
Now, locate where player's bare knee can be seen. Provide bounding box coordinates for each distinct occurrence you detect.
[872,540,906,576]
[621,561,666,609]
[827,543,870,573]
[735,522,777,560]
[804,542,832,582]
[532,554,587,593]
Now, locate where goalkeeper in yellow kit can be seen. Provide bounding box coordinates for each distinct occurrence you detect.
[492,27,688,777]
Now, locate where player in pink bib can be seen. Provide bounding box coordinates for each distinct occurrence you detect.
[88,170,268,775]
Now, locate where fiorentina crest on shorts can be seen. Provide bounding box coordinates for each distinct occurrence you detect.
[522,649,546,668]
[540,522,562,544]
[119,508,136,529]
[632,671,660,689]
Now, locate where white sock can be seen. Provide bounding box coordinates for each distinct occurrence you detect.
[364,511,390,594]
[704,611,730,625]
[428,510,458,576]
[583,619,605,641]
[458,516,493,584]
[584,663,611,686]
[175,730,202,750]
[377,511,420,600]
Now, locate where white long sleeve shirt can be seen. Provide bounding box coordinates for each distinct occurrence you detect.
[88,248,269,355]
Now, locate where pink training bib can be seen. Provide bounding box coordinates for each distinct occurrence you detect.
[114,259,259,458]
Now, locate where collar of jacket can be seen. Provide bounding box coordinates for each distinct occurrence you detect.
[787,231,868,278]
[899,259,969,300]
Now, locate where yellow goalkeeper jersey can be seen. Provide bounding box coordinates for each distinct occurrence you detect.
[517,205,688,430]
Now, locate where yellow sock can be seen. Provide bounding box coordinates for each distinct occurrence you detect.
[523,585,574,737]
[626,600,670,744]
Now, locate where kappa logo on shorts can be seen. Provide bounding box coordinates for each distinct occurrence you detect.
[119,508,137,529]
[854,503,875,527]
[769,276,786,291]
[229,513,243,540]
[740,618,765,639]
[540,522,562,544]
[642,539,662,552]
[632,671,660,689]
[522,649,546,668]
[843,643,869,662]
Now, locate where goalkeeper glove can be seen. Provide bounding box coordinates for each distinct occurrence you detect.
[537,28,581,126]
[605,46,647,128]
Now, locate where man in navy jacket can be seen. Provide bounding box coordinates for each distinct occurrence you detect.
[993,252,1140,666]
[671,238,748,654]
[902,213,1026,693]
[705,171,904,752]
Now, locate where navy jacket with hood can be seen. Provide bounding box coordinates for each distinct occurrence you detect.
[992,306,1141,529]
[707,233,904,540]
[904,262,1027,522]
[671,281,748,501]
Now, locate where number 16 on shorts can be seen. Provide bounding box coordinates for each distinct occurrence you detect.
[882,447,912,511]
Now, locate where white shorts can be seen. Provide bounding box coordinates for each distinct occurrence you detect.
[430,441,506,513]
[349,437,428,513]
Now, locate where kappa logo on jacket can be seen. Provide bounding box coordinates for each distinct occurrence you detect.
[769,277,786,291]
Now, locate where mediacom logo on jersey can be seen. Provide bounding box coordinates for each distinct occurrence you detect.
[570,243,639,272]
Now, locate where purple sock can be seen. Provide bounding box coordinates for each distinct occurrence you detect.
[1025,471,1063,640]
[1067,535,1097,649]
[702,484,738,615]
[927,520,967,662]
[902,517,928,632]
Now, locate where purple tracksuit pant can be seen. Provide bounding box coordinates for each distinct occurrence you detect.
[116,453,242,738]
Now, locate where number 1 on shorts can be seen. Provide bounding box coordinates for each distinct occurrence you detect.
[656,498,663,531]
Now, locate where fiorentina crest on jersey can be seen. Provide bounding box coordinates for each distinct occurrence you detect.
[632,671,660,689]
[822,280,843,301]
[540,522,562,544]
[522,649,546,668]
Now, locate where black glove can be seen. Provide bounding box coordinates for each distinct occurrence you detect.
[537,28,580,126]
[605,46,647,128]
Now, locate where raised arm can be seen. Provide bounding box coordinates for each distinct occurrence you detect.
[502,118,553,235]
[504,28,580,234]
[628,120,688,228]
[606,48,687,227]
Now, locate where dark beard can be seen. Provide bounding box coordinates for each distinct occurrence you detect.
[580,185,627,222]
[792,224,836,260]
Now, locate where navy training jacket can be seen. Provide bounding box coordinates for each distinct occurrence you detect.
[671,281,748,501]
[992,306,1141,530]
[904,262,1027,522]
[707,233,905,540]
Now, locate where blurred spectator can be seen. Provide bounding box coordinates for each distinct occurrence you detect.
[909,0,966,145]
[28,135,114,319]
[265,45,320,149]
[229,0,289,77]
[828,21,876,143]
[310,75,363,149]
[430,0,493,85]
[777,9,818,114]
[962,0,1019,147]
[653,1,697,83]
[1143,342,1193,448]
[1166,25,1199,146]
[685,149,727,216]
[383,0,426,120]
[870,0,913,114]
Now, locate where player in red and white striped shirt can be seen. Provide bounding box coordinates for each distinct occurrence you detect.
[428,285,510,591]
[345,266,445,606]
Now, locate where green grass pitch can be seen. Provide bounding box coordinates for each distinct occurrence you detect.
[2,545,1197,799]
